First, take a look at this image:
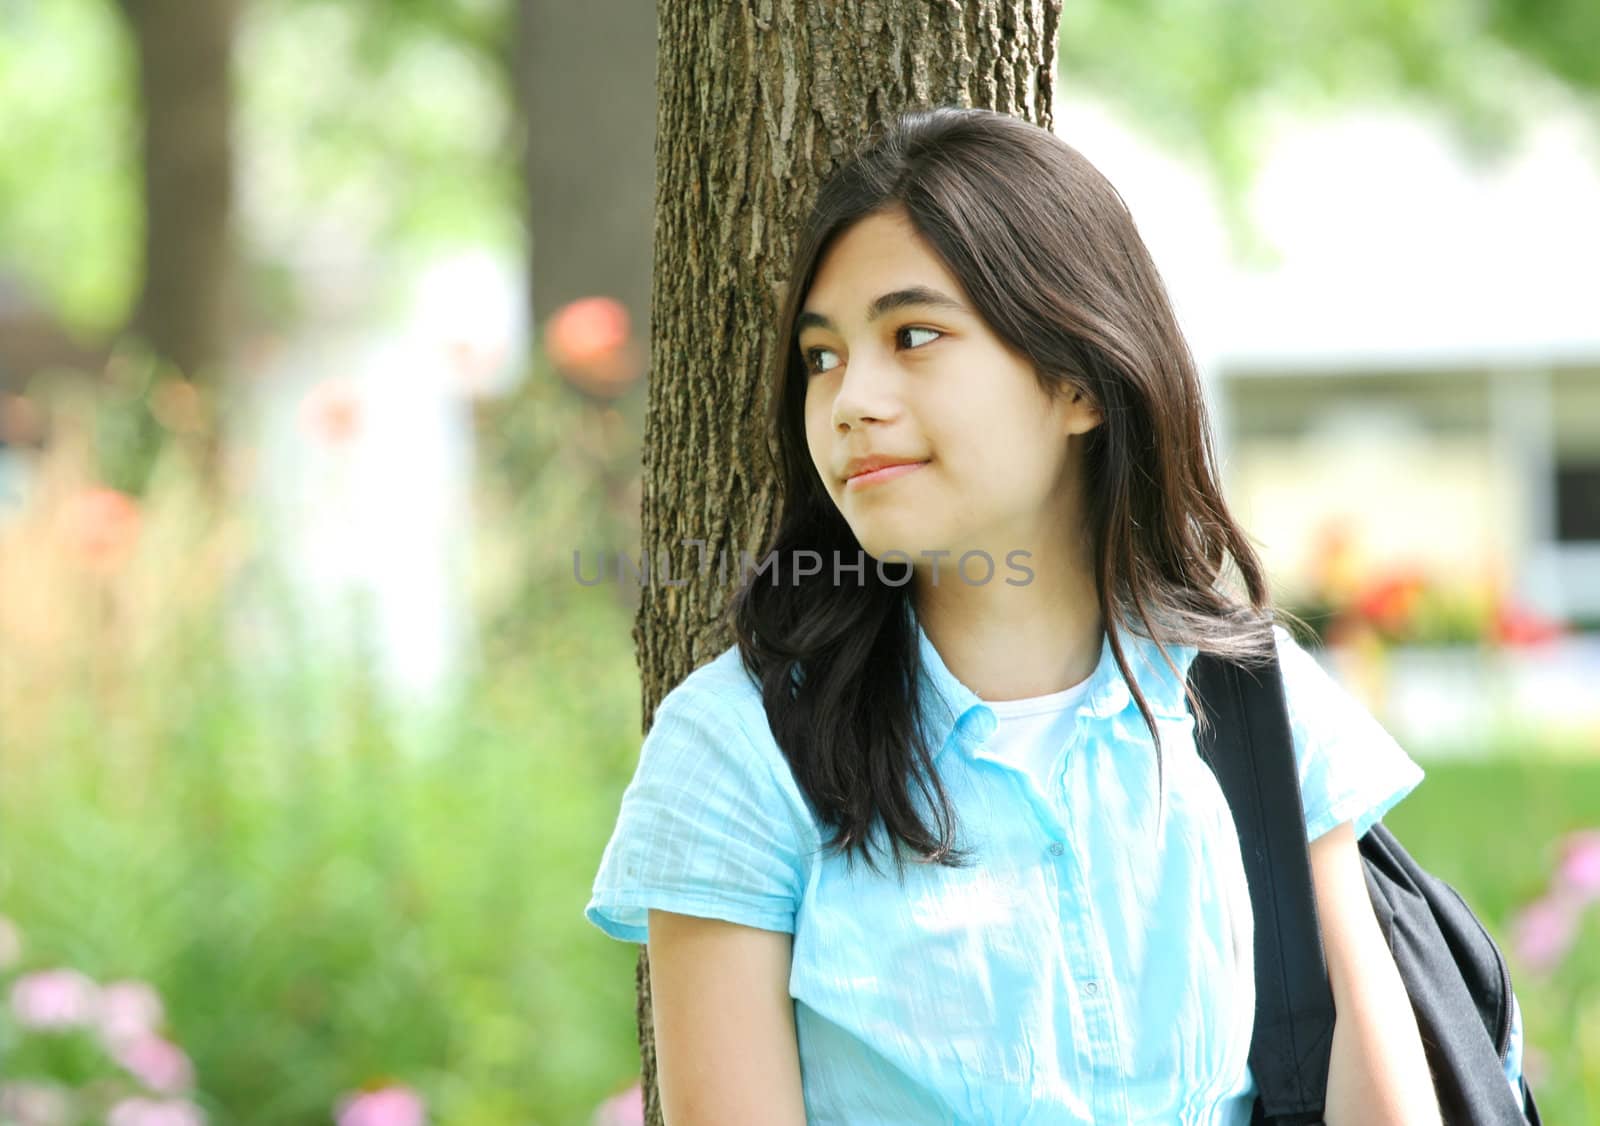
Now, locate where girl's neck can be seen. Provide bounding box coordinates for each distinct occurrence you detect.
[912,575,1104,704]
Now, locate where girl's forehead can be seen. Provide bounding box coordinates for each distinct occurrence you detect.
[805,243,969,326]
[816,209,940,273]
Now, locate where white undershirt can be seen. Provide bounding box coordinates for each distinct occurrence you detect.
[980,676,1095,797]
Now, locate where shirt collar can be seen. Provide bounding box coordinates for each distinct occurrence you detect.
[909,604,1194,762]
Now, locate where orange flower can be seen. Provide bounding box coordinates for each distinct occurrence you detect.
[544,296,640,397]
[57,487,141,574]
[1307,518,1362,599]
[1351,566,1427,637]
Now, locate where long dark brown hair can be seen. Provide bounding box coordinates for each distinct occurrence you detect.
[723,106,1301,882]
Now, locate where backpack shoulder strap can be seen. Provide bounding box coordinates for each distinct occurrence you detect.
[1187,643,1336,1126]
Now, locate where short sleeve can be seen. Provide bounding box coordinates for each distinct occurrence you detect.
[584,679,808,944]
[1272,625,1426,844]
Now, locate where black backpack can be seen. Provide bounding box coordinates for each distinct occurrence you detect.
[1186,644,1544,1126]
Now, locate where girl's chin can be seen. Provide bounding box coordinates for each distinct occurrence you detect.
[843,508,947,562]
[855,536,948,566]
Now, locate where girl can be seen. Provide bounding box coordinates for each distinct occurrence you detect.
[585,107,1521,1124]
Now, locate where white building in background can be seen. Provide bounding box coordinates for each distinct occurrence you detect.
[1058,87,1600,627]
[1059,88,1600,749]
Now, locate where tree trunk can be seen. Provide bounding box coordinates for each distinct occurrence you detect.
[120,0,239,383]
[638,3,1060,1120]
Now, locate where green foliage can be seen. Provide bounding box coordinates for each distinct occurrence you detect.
[1487,0,1600,98]
[1,573,646,1124]
[237,0,519,265]
[0,364,650,1124]
[0,0,518,343]
[0,0,139,333]
[1059,0,1595,265]
[310,0,513,74]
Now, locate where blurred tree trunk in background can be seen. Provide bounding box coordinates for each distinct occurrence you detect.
[512,0,656,616]
[634,4,1061,1121]
[117,0,238,382]
[515,0,656,358]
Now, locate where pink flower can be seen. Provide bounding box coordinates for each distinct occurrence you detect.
[106,1096,207,1126]
[590,1080,644,1126]
[334,1085,426,1126]
[1555,829,1600,904]
[113,1033,196,1093]
[1491,597,1565,647]
[8,968,100,1030]
[1509,896,1577,974]
[97,980,167,1048]
[0,1081,73,1126]
[0,914,22,970]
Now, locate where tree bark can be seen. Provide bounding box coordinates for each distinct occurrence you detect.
[638,3,1060,1120]
[119,0,239,382]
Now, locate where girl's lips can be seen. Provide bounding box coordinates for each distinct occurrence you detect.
[844,460,929,490]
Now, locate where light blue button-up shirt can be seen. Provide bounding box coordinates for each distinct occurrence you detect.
[586,610,1521,1123]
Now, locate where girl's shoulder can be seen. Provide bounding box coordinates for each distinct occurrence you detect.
[659,641,764,715]
[650,643,782,763]
[1264,622,1427,842]
[586,644,819,943]
[644,642,821,834]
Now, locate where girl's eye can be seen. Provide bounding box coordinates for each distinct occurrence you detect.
[802,326,942,376]
[803,346,839,376]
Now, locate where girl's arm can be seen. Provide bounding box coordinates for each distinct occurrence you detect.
[1308,819,1443,1126]
[646,908,808,1126]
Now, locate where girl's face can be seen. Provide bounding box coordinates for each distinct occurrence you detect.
[799,206,1102,577]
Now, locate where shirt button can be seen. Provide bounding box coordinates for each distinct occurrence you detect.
[1082,980,1099,997]
[1047,841,1065,856]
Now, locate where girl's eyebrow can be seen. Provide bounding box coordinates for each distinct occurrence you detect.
[797,286,969,334]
